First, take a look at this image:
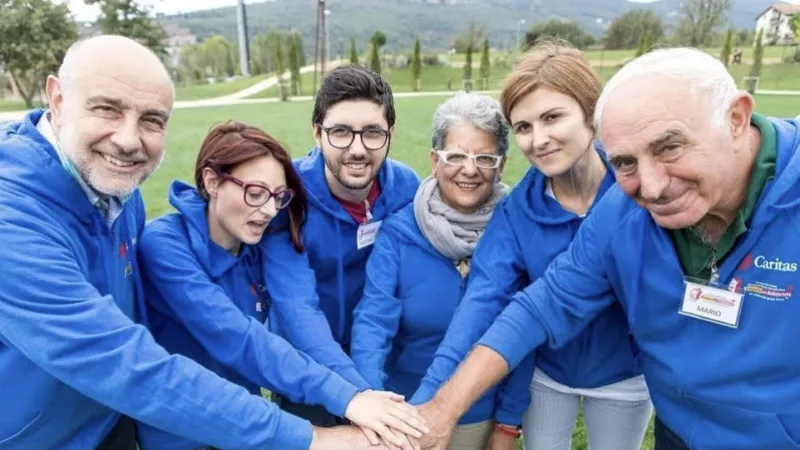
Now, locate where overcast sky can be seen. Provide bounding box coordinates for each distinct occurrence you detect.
[64,0,270,21]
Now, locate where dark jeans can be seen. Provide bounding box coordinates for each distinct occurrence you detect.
[273,393,348,427]
[96,415,136,450]
[654,417,690,450]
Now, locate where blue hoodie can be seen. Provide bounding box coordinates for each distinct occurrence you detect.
[136,181,365,449]
[0,110,312,450]
[413,152,641,406]
[350,203,530,426]
[294,148,420,351]
[479,117,800,449]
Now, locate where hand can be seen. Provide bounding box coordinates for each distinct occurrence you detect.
[360,426,421,450]
[345,390,428,449]
[487,427,519,450]
[417,400,458,450]
[310,425,392,450]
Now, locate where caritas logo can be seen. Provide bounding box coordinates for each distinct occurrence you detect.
[689,287,702,301]
[740,253,799,273]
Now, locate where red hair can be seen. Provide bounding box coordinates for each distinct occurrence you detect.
[195,121,307,252]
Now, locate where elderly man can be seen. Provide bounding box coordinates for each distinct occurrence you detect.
[0,35,394,450]
[414,47,800,450]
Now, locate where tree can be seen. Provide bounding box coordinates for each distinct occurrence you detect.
[451,19,485,53]
[604,9,665,50]
[674,0,732,47]
[274,37,287,101]
[478,38,490,90]
[349,38,359,64]
[0,0,77,108]
[368,43,381,74]
[85,0,168,57]
[719,28,733,67]
[526,19,595,50]
[463,44,473,92]
[293,32,306,67]
[368,31,386,74]
[288,32,302,95]
[750,29,764,79]
[202,35,237,77]
[635,32,648,57]
[792,14,800,41]
[411,37,422,92]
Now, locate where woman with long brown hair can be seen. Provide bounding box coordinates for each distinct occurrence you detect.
[134,121,427,450]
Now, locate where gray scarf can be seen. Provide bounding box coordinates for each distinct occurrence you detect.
[414,176,508,262]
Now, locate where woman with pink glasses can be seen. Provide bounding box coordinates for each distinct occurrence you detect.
[135,121,427,450]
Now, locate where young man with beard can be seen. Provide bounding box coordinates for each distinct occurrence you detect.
[276,65,421,425]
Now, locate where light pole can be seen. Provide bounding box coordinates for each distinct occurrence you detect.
[516,19,526,51]
[324,9,331,65]
[236,0,250,76]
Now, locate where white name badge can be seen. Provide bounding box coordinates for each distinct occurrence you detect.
[679,280,744,328]
[357,220,382,250]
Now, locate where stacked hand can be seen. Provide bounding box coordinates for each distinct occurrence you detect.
[344,389,428,450]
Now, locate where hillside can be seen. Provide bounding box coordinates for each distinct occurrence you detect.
[159,0,775,55]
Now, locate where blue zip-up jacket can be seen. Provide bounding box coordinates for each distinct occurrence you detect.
[136,181,364,449]
[294,148,420,352]
[0,110,312,450]
[350,203,530,425]
[479,117,800,449]
[413,152,641,405]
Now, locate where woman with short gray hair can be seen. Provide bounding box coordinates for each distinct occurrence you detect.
[350,92,518,450]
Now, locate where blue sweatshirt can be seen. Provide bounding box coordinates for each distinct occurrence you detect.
[350,203,529,425]
[479,118,800,449]
[413,152,641,406]
[294,148,420,351]
[0,110,312,450]
[136,181,364,449]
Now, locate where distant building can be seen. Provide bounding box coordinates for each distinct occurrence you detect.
[161,23,198,68]
[755,2,800,45]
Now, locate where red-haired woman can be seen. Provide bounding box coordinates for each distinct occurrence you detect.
[135,122,426,450]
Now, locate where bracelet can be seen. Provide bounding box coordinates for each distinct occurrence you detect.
[494,423,521,438]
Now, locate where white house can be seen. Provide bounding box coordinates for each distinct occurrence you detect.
[756,2,800,45]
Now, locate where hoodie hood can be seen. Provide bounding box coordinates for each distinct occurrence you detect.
[507,144,616,226]
[1,110,98,226]
[382,203,445,261]
[294,147,421,223]
[168,180,257,278]
[753,117,800,223]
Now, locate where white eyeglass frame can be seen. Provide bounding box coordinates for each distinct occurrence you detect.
[435,149,504,169]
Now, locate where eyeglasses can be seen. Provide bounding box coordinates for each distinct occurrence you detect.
[321,125,391,151]
[217,172,295,209]
[436,150,504,169]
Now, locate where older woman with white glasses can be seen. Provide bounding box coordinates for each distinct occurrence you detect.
[350,93,530,450]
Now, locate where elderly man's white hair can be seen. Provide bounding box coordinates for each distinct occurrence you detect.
[594,48,741,137]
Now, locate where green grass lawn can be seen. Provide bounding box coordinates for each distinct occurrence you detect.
[175,74,271,101]
[144,94,797,448]
[0,100,42,112]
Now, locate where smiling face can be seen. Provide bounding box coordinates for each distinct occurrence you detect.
[508,87,595,176]
[600,77,753,230]
[432,122,504,213]
[314,99,392,193]
[205,155,289,250]
[47,39,174,198]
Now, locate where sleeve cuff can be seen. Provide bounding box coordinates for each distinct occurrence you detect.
[319,372,360,418]
[338,365,372,391]
[493,408,524,428]
[272,410,315,450]
[409,380,437,405]
[478,302,547,370]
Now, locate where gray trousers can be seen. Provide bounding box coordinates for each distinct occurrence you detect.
[523,379,653,450]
